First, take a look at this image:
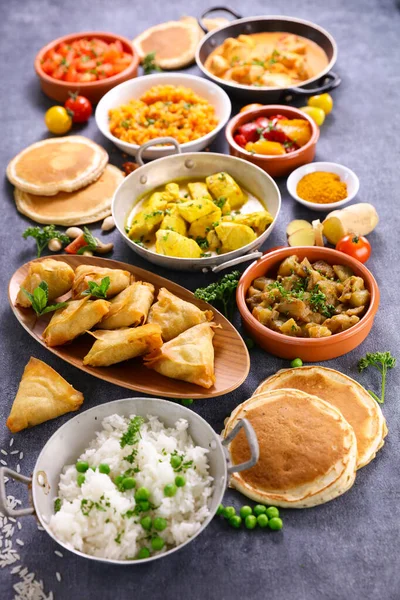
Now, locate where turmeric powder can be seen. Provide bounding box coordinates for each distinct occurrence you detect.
[296,172,348,204]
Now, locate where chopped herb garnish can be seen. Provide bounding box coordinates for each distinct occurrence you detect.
[120,416,145,448]
[143,52,162,75]
[54,498,62,513]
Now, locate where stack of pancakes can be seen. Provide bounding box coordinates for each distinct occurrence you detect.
[223,366,387,508]
[7,136,124,225]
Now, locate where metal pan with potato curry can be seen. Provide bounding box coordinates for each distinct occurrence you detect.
[246,254,370,338]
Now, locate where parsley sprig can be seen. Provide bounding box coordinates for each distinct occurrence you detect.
[194,270,240,320]
[143,52,162,75]
[21,281,68,316]
[82,277,110,299]
[23,225,69,258]
[358,351,396,404]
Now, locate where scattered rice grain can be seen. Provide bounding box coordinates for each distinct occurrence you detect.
[16,538,24,546]
[56,572,62,582]
[54,550,63,558]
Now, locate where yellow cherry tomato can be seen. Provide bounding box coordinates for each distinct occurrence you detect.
[300,106,326,126]
[240,103,265,113]
[45,106,72,134]
[307,93,333,115]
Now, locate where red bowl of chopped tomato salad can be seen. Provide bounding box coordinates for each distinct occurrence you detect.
[35,31,139,104]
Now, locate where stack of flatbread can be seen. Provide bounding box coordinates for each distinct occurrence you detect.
[7,136,124,225]
[222,366,387,508]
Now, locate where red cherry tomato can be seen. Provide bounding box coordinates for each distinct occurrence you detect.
[255,117,270,129]
[64,94,93,123]
[336,234,371,263]
[234,134,247,148]
[238,122,259,143]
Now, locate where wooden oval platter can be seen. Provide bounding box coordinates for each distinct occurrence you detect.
[8,255,250,399]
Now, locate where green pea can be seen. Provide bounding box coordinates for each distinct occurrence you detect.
[257,514,269,528]
[137,547,150,559]
[77,474,85,487]
[216,504,224,516]
[139,500,150,512]
[290,358,303,368]
[151,536,165,551]
[268,517,283,531]
[114,475,124,487]
[222,506,236,520]
[245,337,255,350]
[122,477,136,490]
[175,475,186,487]
[229,515,242,529]
[245,515,257,529]
[265,506,280,519]
[164,483,177,497]
[135,487,150,502]
[253,504,267,516]
[99,464,110,475]
[170,455,182,469]
[181,398,194,407]
[239,506,253,519]
[76,461,89,473]
[153,517,167,531]
[140,516,152,530]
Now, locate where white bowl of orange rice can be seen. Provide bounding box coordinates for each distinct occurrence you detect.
[95,73,232,159]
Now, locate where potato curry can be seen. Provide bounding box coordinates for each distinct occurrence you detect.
[126,173,273,259]
[205,32,329,88]
[247,255,370,337]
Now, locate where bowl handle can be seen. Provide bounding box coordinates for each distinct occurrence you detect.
[205,251,263,274]
[280,71,341,102]
[0,467,34,517]
[222,418,259,474]
[199,6,243,32]
[136,137,182,165]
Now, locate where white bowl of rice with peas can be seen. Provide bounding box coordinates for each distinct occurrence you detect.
[50,412,214,561]
[0,398,258,564]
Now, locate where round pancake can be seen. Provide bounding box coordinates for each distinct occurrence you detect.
[7,136,108,196]
[223,389,357,508]
[133,18,203,69]
[253,367,387,469]
[14,165,124,226]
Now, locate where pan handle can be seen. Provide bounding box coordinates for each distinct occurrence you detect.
[0,467,34,517]
[222,418,259,474]
[199,6,243,32]
[280,71,341,102]
[136,137,182,166]
[202,251,263,274]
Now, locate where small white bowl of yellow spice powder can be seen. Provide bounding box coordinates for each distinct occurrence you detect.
[287,162,360,212]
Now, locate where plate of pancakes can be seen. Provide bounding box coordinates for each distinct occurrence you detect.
[7,135,124,225]
[222,366,387,508]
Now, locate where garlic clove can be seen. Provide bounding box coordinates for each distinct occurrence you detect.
[101,216,115,231]
[48,238,63,252]
[65,226,84,239]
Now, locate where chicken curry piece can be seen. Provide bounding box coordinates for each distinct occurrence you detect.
[205,32,329,88]
[126,173,273,258]
[246,255,370,338]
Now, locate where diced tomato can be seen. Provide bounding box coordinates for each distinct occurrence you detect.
[263,128,290,144]
[65,234,87,254]
[234,134,247,148]
[52,65,67,80]
[238,122,260,143]
[42,37,132,82]
[65,65,78,82]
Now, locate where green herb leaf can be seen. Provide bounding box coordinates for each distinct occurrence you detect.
[82,277,110,299]
[22,225,69,258]
[54,498,62,513]
[76,227,98,255]
[358,351,396,404]
[21,281,68,316]
[194,270,240,320]
[120,416,145,448]
[143,52,162,75]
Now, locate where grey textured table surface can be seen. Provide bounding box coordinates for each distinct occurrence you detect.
[1,0,399,598]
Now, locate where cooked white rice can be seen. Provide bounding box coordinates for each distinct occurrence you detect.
[49,414,213,560]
